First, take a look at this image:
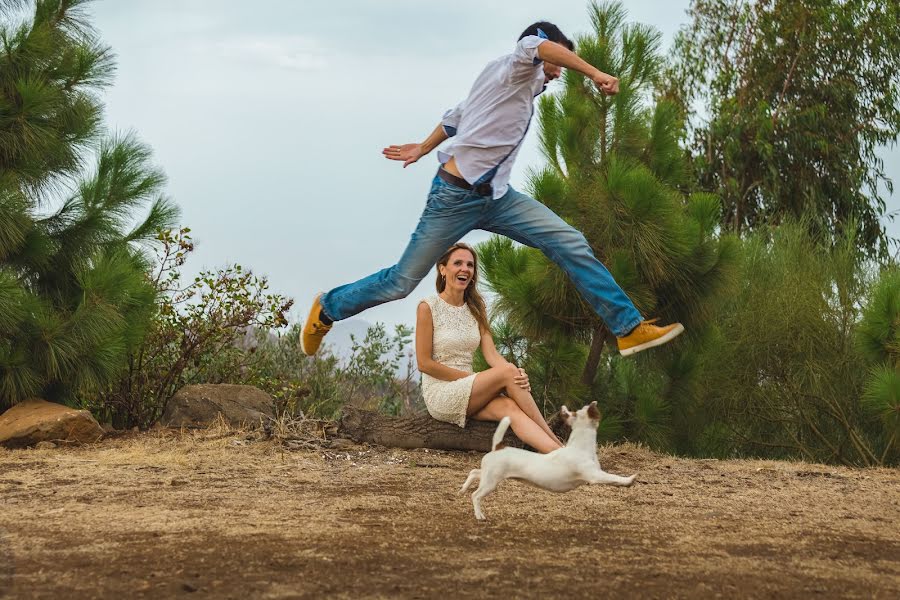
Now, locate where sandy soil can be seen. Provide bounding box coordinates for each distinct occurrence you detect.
[1,428,898,599]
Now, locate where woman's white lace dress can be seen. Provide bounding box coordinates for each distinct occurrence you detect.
[420,295,481,427]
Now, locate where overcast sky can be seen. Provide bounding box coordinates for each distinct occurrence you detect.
[85,0,900,335]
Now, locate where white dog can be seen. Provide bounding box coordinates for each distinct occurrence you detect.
[459,401,636,520]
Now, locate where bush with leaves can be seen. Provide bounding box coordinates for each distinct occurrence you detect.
[340,323,417,416]
[90,223,420,427]
[237,323,421,420]
[91,228,293,428]
[674,222,897,466]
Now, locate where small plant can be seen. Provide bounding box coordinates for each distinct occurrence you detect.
[91,228,293,428]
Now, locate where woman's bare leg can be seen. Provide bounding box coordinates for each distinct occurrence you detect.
[471,396,560,454]
[468,364,563,446]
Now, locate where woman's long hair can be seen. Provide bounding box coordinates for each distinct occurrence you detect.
[435,243,490,333]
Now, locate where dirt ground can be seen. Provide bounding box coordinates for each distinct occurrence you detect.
[1,428,898,600]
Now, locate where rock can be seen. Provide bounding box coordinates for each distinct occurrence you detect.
[0,399,104,449]
[160,384,275,429]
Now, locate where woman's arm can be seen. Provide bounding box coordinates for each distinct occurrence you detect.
[415,302,473,381]
[479,329,510,368]
[480,329,531,391]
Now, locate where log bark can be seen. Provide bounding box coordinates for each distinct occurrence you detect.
[337,406,570,452]
[337,406,520,451]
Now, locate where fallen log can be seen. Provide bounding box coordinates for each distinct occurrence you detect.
[337,406,519,451]
[336,406,570,452]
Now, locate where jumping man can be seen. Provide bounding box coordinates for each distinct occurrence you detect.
[301,21,684,357]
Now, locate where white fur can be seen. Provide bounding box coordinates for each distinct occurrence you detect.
[459,403,636,520]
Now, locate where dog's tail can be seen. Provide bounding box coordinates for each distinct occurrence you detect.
[491,416,511,452]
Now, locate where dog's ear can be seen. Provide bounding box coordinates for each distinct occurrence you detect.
[587,401,601,422]
[560,405,574,425]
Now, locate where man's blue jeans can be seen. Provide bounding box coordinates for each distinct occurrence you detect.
[320,174,642,337]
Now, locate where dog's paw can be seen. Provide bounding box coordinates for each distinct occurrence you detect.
[624,473,637,486]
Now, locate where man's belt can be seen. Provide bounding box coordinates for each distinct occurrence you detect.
[437,167,493,197]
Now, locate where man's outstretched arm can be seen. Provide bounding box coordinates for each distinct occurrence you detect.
[537,41,620,95]
[382,123,449,168]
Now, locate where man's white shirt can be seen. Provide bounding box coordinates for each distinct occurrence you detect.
[438,35,547,199]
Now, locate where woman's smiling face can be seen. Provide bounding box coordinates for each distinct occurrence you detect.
[440,248,475,291]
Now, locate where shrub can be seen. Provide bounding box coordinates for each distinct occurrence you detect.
[90,228,293,428]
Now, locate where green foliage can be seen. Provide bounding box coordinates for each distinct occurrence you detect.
[0,1,177,408]
[606,356,671,449]
[680,222,896,465]
[861,366,900,438]
[0,0,114,193]
[232,322,421,421]
[340,323,417,416]
[857,269,900,460]
[91,228,293,428]
[665,0,900,257]
[856,270,900,365]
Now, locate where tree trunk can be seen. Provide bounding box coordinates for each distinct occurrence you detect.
[580,326,610,388]
[337,406,522,451]
[337,406,572,452]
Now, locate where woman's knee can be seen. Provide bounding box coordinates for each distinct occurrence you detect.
[480,364,514,388]
[488,396,518,418]
[492,363,519,386]
[498,397,529,420]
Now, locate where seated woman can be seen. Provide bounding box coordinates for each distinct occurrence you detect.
[416,243,563,453]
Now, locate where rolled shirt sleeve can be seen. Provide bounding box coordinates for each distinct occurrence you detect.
[435,37,548,193]
[514,35,546,66]
[442,101,466,137]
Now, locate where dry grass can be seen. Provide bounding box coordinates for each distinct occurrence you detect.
[1,425,899,599]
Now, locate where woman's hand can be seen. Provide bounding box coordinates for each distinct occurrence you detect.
[513,366,531,393]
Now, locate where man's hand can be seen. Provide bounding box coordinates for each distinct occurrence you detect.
[591,71,619,95]
[536,41,620,96]
[382,143,425,168]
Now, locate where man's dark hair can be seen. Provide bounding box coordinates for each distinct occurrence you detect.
[518,22,574,51]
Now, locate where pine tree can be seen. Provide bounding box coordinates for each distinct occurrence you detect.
[479,1,737,443]
[857,269,900,465]
[0,0,177,408]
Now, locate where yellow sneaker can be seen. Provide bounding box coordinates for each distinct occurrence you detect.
[300,294,333,356]
[617,319,685,357]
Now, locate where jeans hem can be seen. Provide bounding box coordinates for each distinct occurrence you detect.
[613,316,643,338]
[319,291,339,323]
